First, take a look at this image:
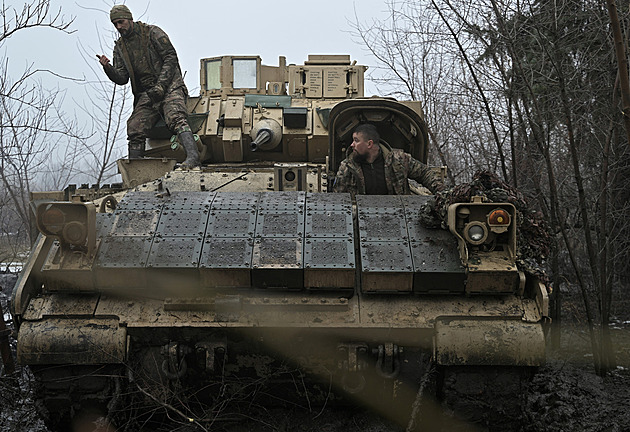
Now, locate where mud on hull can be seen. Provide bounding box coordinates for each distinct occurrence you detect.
[23,290,544,431]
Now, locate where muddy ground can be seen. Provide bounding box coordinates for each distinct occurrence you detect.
[1,273,629,432]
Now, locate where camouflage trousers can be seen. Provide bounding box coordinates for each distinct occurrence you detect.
[127,85,189,151]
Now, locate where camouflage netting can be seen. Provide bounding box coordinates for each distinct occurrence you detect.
[418,170,551,282]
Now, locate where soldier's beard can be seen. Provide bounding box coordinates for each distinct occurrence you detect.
[353,151,368,164]
[118,21,133,37]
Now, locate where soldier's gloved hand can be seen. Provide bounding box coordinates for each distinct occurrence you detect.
[146,84,165,103]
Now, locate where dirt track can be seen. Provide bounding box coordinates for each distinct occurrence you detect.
[2,273,629,432]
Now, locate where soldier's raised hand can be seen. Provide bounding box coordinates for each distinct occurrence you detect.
[96,54,111,67]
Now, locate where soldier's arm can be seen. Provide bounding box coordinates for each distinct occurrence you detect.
[102,46,129,85]
[406,154,444,194]
[151,26,179,92]
[333,161,352,193]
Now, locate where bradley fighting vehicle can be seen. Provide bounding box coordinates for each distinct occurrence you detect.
[11,55,549,430]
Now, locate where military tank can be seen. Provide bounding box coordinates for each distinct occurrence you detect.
[11,54,549,431]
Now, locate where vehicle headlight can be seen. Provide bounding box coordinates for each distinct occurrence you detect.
[36,202,96,254]
[39,206,65,234]
[463,221,488,245]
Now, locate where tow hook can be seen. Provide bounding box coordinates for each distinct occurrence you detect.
[374,343,401,379]
[161,342,191,380]
[338,342,368,394]
[195,341,227,373]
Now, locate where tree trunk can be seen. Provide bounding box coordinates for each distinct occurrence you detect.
[605,0,630,146]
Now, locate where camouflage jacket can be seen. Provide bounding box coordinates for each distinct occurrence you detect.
[104,21,186,98]
[333,143,443,195]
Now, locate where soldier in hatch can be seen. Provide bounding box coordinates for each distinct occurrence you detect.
[97,5,200,168]
[333,123,443,195]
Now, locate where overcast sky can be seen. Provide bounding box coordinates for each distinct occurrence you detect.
[5,0,390,97]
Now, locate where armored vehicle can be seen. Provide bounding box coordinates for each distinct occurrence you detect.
[11,55,549,430]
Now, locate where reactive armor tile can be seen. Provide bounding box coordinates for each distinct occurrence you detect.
[355,195,403,210]
[305,192,352,211]
[163,191,215,210]
[400,194,432,209]
[147,237,204,268]
[115,191,166,211]
[305,210,353,238]
[156,209,210,237]
[96,236,153,268]
[200,238,254,269]
[411,239,466,293]
[304,238,355,289]
[409,232,462,273]
[199,238,253,287]
[211,192,260,210]
[96,213,115,239]
[360,241,413,272]
[404,205,466,292]
[404,211,441,241]
[357,211,408,241]
[255,211,305,238]
[252,238,303,268]
[258,191,306,210]
[206,209,257,238]
[360,241,413,292]
[401,195,436,239]
[94,235,154,288]
[304,238,355,269]
[252,238,303,289]
[109,209,161,237]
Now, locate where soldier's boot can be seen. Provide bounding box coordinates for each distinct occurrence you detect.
[177,129,201,169]
[128,142,145,159]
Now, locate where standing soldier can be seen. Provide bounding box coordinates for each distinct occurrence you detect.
[97,5,200,168]
[333,123,443,195]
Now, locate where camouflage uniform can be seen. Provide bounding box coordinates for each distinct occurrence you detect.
[333,143,443,195]
[104,21,190,153]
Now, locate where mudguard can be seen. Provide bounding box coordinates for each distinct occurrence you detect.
[17,318,126,364]
[434,317,546,366]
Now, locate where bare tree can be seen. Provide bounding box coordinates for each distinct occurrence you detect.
[353,0,630,375]
[351,0,514,185]
[0,0,77,253]
[0,0,73,43]
[351,0,461,184]
[74,36,128,185]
